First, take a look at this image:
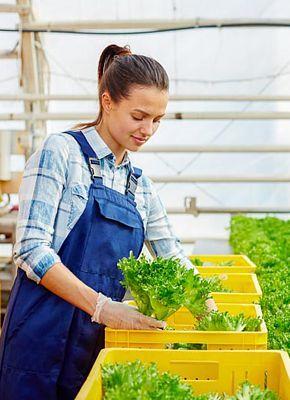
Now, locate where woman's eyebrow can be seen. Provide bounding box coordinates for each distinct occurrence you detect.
[133,108,165,118]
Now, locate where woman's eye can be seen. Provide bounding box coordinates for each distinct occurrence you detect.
[132,116,161,124]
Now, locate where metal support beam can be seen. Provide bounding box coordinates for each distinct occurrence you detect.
[151,175,290,183]
[0,4,30,14]
[165,112,290,120]
[0,51,18,60]
[166,197,290,215]
[2,94,290,102]
[208,206,290,214]
[2,111,290,121]
[169,94,290,102]
[19,18,290,32]
[18,0,47,154]
[166,206,290,215]
[140,145,290,153]
[178,237,196,244]
[179,237,229,244]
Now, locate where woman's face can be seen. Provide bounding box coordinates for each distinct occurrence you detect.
[102,85,168,153]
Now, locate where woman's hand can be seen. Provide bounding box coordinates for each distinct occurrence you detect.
[205,298,218,312]
[92,293,166,330]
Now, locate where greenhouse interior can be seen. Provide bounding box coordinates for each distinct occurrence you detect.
[0,1,289,399]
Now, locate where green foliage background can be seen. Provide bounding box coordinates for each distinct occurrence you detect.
[229,215,290,353]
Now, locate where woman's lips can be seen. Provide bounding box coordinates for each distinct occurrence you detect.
[131,136,146,145]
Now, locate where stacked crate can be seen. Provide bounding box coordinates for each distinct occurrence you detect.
[105,254,264,350]
[76,254,290,399]
[76,349,290,400]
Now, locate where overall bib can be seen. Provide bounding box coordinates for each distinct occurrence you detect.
[0,131,145,399]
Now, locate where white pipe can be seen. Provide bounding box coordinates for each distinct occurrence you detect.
[166,207,290,214]
[169,94,290,102]
[2,111,290,120]
[150,175,290,183]
[140,145,290,153]
[0,52,18,60]
[165,112,290,120]
[179,236,227,244]
[0,131,11,181]
[2,94,290,101]
[0,4,30,14]
[20,18,290,31]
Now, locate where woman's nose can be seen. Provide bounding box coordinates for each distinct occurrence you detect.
[140,120,153,136]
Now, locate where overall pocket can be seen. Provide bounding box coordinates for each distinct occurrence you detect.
[78,196,144,280]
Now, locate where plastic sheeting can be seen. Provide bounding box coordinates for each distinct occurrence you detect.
[1,0,290,253]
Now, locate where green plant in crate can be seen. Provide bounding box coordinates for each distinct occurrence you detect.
[166,311,261,350]
[102,360,195,400]
[116,253,152,316]
[195,311,261,332]
[191,257,204,266]
[229,215,290,353]
[118,253,189,320]
[118,254,227,321]
[183,272,213,317]
[194,395,223,400]
[101,361,280,400]
[225,381,279,400]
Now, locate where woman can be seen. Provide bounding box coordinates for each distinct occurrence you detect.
[0,44,215,400]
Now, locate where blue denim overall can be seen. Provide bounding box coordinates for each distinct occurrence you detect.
[0,130,145,399]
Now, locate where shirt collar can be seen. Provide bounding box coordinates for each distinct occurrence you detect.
[81,126,131,168]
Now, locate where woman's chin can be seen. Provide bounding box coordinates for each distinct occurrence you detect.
[126,142,144,152]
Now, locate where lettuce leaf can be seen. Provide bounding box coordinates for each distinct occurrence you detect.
[196,312,261,332]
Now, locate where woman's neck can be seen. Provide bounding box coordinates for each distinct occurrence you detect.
[95,123,126,166]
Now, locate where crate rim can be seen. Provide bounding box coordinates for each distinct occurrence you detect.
[189,254,257,267]
[75,349,290,400]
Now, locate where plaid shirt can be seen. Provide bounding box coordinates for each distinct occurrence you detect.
[13,126,196,283]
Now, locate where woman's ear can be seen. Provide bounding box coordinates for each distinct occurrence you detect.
[101,91,112,114]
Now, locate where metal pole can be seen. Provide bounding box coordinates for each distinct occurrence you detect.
[2,94,290,101]
[140,145,290,153]
[2,111,290,120]
[17,0,47,154]
[166,206,290,214]
[0,51,18,60]
[20,18,290,31]
[164,111,290,120]
[0,4,30,13]
[150,175,290,183]
[169,94,290,101]
[178,237,227,244]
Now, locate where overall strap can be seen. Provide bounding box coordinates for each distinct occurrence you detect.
[126,166,142,200]
[65,130,102,183]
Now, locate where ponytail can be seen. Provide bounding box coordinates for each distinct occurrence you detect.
[98,44,131,83]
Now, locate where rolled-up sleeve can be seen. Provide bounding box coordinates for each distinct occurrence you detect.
[144,178,198,274]
[13,134,69,283]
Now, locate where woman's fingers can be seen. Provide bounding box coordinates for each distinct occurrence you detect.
[205,298,218,312]
[138,313,166,329]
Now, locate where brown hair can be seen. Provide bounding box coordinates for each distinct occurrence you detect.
[73,44,169,130]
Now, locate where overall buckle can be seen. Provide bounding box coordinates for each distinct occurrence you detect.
[89,157,101,178]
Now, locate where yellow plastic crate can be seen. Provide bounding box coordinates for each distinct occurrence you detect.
[105,303,267,350]
[75,349,290,400]
[200,272,262,303]
[190,254,257,273]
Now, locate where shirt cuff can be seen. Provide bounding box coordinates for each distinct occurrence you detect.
[15,249,61,284]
